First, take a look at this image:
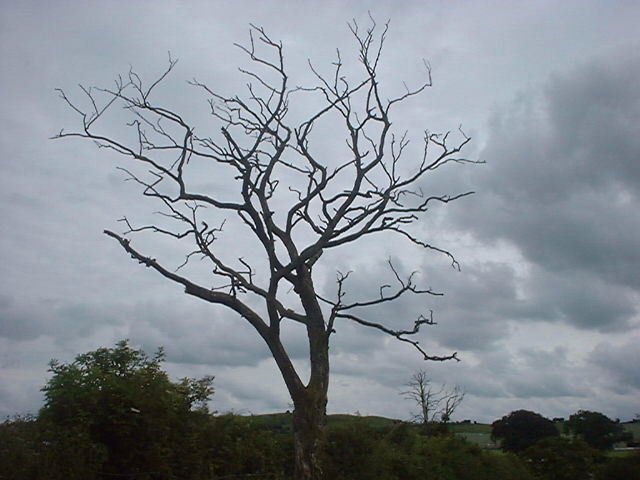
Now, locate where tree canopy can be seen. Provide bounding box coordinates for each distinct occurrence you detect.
[521,437,601,480]
[39,340,214,478]
[491,410,559,452]
[565,410,631,450]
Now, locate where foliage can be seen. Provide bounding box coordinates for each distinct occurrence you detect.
[3,340,636,480]
[0,415,44,480]
[566,410,631,450]
[38,340,215,479]
[6,402,639,480]
[521,437,602,480]
[321,420,536,480]
[491,410,559,452]
[2,405,541,480]
[597,451,640,480]
[200,414,292,478]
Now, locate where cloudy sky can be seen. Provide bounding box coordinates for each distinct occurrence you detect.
[1,0,639,423]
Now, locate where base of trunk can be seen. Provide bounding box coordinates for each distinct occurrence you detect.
[292,397,326,480]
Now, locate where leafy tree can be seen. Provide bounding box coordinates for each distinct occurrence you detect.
[566,410,631,450]
[0,415,43,480]
[521,437,601,480]
[491,410,559,452]
[55,16,476,480]
[597,451,640,480]
[39,340,214,478]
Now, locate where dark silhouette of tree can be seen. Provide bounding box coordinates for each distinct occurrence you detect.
[55,18,475,479]
[565,410,631,450]
[491,410,559,452]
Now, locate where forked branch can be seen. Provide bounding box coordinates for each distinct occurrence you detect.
[56,18,472,378]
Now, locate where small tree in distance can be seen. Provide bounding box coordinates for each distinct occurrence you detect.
[491,410,559,453]
[566,410,631,450]
[440,385,465,423]
[402,370,465,426]
[55,17,476,480]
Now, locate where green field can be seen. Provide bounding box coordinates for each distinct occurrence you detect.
[448,423,495,447]
[243,414,639,450]
[239,412,401,434]
[246,413,498,446]
[449,422,492,434]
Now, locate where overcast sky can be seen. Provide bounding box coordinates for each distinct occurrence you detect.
[1,0,639,423]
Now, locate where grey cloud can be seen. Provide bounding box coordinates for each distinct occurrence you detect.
[525,269,636,331]
[0,295,12,309]
[126,301,277,368]
[450,346,593,404]
[0,299,127,342]
[2,0,639,424]
[447,49,640,332]
[0,308,47,341]
[589,339,640,393]
[0,294,278,369]
[503,347,590,399]
[426,263,522,350]
[545,55,640,190]
[318,254,522,355]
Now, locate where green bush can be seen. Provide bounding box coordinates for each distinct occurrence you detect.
[597,451,640,480]
[521,437,601,480]
[321,420,535,480]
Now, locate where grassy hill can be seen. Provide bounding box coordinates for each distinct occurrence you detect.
[238,412,496,446]
[240,412,401,434]
[241,413,639,449]
[449,422,495,447]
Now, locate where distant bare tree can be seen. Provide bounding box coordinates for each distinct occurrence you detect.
[440,385,465,423]
[402,370,444,424]
[403,371,465,425]
[55,17,475,480]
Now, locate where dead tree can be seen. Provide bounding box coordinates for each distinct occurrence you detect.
[402,371,465,425]
[440,385,465,423]
[402,370,444,424]
[55,18,474,480]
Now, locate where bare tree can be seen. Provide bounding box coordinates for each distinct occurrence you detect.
[402,371,465,425]
[402,370,444,424]
[55,18,475,480]
[439,385,465,423]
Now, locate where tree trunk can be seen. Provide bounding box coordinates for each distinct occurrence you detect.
[292,390,327,480]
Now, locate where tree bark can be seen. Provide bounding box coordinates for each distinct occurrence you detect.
[292,387,328,480]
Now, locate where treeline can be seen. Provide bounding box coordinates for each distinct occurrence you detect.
[490,409,639,480]
[1,341,638,480]
[0,412,537,480]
